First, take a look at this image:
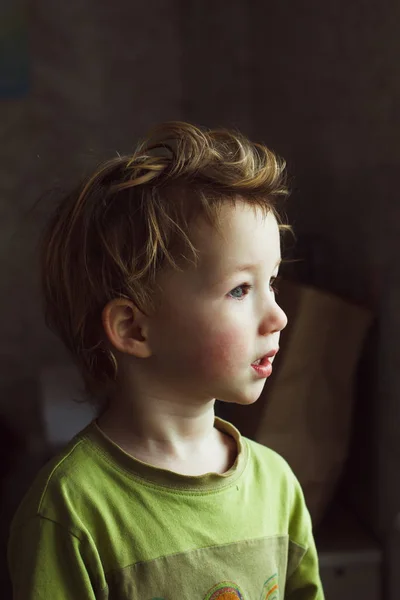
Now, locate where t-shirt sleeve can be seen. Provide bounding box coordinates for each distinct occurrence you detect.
[8,515,105,600]
[284,474,325,600]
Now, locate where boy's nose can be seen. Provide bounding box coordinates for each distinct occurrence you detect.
[274,302,288,332]
[260,300,288,335]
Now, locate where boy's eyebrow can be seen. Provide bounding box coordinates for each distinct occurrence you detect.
[210,258,282,285]
[208,258,282,287]
[230,258,282,273]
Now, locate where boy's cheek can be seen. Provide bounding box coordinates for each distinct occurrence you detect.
[194,329,248,376]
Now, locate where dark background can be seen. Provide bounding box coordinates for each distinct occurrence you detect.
[1,1,400,598]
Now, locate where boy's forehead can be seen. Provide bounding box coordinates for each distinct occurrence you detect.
[157,205,280,295]
[191,204,280,276]
[194,202,262,243]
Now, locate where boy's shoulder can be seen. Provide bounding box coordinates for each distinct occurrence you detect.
[243,433,294,476]
[218,418,298,492]
[245,434,290,465]
[241,434,300,496]
[11,423,103,532]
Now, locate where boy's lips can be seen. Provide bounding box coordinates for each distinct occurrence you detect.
[250,349,279,378]
[251,348,279,366]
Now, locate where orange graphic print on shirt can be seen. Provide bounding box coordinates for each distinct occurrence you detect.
[204,582,245,599]
[260,573,279,599]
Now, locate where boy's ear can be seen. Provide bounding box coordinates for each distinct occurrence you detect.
[102,298,152,358]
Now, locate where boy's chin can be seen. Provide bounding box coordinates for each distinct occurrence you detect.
[219,386,266,406]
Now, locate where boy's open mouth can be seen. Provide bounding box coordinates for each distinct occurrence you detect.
[251,349,278,366]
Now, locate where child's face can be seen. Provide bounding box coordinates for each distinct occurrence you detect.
[147,201,288,406]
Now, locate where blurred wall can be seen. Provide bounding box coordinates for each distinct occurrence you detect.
[1,0,400,555]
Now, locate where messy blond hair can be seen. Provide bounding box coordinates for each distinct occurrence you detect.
[40,122,290,402]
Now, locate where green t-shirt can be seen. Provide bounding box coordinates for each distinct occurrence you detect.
[8,417,324,599]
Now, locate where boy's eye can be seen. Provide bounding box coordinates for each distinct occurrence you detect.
[228,276,280,300]
[228,284,253,300]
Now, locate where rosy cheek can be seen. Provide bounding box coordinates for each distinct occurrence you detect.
[196,329,248,376]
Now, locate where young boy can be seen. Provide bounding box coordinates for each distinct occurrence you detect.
[8,122,324,599]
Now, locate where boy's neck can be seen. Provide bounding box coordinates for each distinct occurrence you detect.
[96,395,237,476]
